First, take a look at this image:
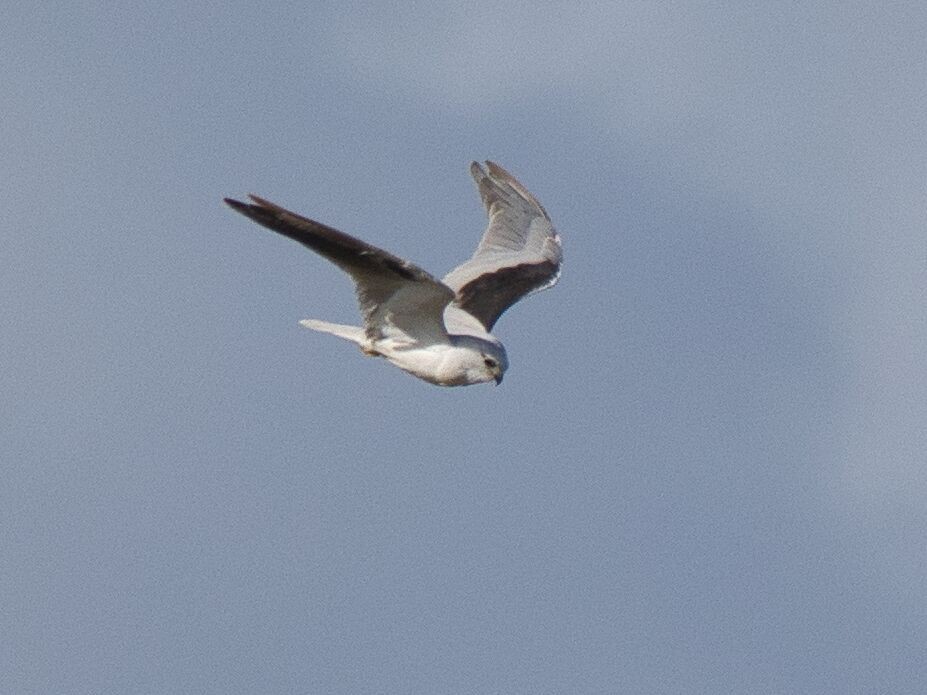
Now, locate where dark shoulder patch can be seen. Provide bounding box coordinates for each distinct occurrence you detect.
[456,261,559,330]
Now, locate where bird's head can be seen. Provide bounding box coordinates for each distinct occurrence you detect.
[440,339,508,386]
[478,348,507,385]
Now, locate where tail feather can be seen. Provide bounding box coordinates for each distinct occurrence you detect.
[299,319,366,346]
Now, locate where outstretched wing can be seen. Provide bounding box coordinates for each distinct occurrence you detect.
[443,162,562,331]
[224,195,454,341]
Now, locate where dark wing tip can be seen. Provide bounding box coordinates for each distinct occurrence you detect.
[467,160,550,221]
[246,193,276,208]
[225,195,276,212]
[484,160,510,178]
[224,196,271,217]
[223,194,302,241]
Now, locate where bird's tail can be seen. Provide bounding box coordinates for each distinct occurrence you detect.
[299,319,367,347]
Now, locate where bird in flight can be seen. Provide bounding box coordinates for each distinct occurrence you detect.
[224,161,562,387]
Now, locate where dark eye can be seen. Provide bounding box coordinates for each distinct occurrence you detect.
[483,357,497,368]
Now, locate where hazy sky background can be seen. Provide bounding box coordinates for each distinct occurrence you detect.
[3,3,926,692]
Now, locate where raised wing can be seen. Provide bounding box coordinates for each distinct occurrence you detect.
[443,162,562,330]
[224,195,454,341]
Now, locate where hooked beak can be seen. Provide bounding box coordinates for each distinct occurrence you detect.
[494,372,503,386]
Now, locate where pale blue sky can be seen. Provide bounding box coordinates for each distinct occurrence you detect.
[3,3,926,692]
